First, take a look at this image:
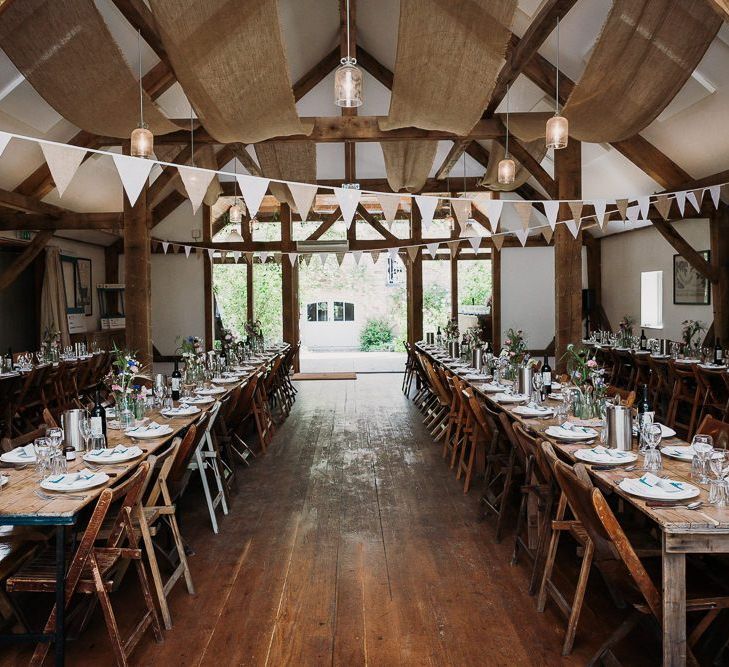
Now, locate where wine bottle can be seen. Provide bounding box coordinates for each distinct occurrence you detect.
[90,384,107,437]
[541,355,552,396]
[714,337,724,365]
[637,384,654,428]
[171,359,181,401]
[5,346,12,371]
[639,329,647,351]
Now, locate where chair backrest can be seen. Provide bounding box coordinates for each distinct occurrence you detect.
[141,438,181,508]
[497,412,523,463]
[168,422,200,489]
[605,385,636,407]
[0,425,49,453]
[696,414,729,449]
[694,366,729,405]
[513,423,550,482]
[103,462,151,549]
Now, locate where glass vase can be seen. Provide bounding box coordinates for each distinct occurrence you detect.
[115,393,136,429]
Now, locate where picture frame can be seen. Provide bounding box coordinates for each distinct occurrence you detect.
[76,258,93,316]
[673,251,711,305]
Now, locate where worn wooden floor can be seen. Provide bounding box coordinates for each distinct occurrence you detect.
[4,375,649,666]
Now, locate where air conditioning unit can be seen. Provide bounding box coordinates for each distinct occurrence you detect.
[295,240,350,253]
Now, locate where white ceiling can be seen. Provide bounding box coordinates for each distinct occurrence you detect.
[0,0,725,243]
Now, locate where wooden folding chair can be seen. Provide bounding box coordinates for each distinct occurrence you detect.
[695,413,729,449]
[8,463,163,667]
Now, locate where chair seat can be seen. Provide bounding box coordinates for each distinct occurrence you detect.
[7,547,120,594]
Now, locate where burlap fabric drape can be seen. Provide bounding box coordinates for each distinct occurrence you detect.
[380,0,516,192]
[149,0,312,144]
[41,247,70,349]
[254,142,317,207]
[512,0,721,144]
[0,0,177,138]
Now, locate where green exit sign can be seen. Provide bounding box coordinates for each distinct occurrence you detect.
[16,230,32,241]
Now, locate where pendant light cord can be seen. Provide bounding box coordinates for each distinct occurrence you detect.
[190,105,194,167]
[505,85,510,158]
[137,30,144,126]
[346,0,351,62]
[555,17,560,115]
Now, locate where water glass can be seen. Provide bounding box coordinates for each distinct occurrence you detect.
[33,437,52,480]
[691,434,714,484]
[79,416,92,452]
[642,424,662,472]
[89,433,107,451]
[49,451,67,476]
[708,450,727,506]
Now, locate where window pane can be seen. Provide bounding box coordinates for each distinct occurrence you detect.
[345,302,354,321]
[333,301,344,321]
[307,303,316,322]
[640,270,663,328]
[317,302,328,321]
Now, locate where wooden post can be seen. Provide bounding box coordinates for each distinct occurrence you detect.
[281,204,300,371]
[450,224,459,321]
[491,245,501,350]
[104,240,121,315]
[585,235,606,332]
[710,202,729,344]
[554,139,582,372]
[123,179,152,367]
[407,206,423,345]
[246,255,254,321]
[202,205,214,349]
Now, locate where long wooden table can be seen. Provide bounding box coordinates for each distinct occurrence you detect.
[417,343,729,667]
[0,346,286,666]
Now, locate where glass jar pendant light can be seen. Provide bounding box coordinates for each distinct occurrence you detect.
[334,0,363,108]
[130,30,153,158]
[497,84,516,185]
[545,17,568,150]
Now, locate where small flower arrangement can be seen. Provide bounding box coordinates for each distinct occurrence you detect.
[500,327,528,365]
[618,315,635,335]
[176,335,203,359]
[562,343,601,387]
[220,328,235,350]
[107,345,144,396]
[444,318,459,340]
[681,319,705,349]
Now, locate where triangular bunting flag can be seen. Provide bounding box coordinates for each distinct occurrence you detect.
[207,248,215,259]
[514,202,532,231]
[259,251,269,264]
[452,198,472,232]
[480,199,504,232]
[515,228,529,247]
[447,240,460,259]
[626,206,640,223]
[709,185,721,209]
[675,191,687,216]
[244,252,253,265]
[406,246,419,262]
[274,254,282,264]
[591,199,607,229]
[370,250,381,264]
[288,183,317,221]
[236,174,270,219]
[220,250,228,261]
[568,201,583,227]
[541,226,554,244]
[40,142,86,197]
[654,194,672,220]
[184,245,191,258]
[0,131,11,158]
[565,219,580,238]
[615,198,629,220]
[636,196,650,220]
[318,253,327,267]
[287,253,298,266]
[162,241,169,254]
[426,242,439,258]
[414,195,439,230]
[352,251,363,265]
[233,251,241,263]
[688,189,703,213]
[333,187,361,228]
[178,166,216,214]
[112,154,154,206]
[542,200,560,230]
[377,193,400,225]
[302,253,311,267]
[467,236,481,254]
[336,252,345,266]
[492,234,505,251]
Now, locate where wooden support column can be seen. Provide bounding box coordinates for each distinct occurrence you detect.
[710,202,729,344]
[554,139,582,372]
[203,204,214,349]
[450,222,459,321]
[491,245,501,350]
[281,204,300,371]
[407,206,423,345]
[585,235,609,333]
[123,178,152,367]
[104,240,121,314]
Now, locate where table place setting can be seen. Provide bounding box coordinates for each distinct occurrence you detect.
[211,376,240,384]
[83,444,143,464]
[161,404,201,417]
[544,422,599,441]
[0,444,36,464]
[512,402,553,417]
[574,445,637,465]
[40,468,109,493]
[181,395,216,405]
[196,386,226,395]
[124,421,174,439]
[618,472,700,502]
[632,422,676,438]
[480,381,509,393]
[494,392,529,404]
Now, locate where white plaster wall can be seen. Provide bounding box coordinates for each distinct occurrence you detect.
[601,218,713,341]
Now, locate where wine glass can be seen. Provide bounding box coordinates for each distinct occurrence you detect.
[79,415,92,452]
[33,437,52,480]
[642,424,663,472]
[691,434,714,484]
[531,373,544,405]
[708,450,727,506]
[153,382,166,408]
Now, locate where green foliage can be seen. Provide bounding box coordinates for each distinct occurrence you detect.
[253,263,283,342]
[458,260,492,306]
[423,284,449,329]
[213,264,248,338]
[360,317,394,351]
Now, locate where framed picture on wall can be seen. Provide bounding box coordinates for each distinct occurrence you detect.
[76,258,92,316]
[673,251,711,305]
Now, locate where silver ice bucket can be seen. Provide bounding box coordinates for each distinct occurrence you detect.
[606,403,633,451]
[61,409,85,452]
[516,366,533,395]
[448,341,460,359]
[426,332,435,345]
[472,346,484,372]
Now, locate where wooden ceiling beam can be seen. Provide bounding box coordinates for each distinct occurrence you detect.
[435,140,471,181]
[356,47,393,89]
[0,230,53,291]
[109,0,173,71]
[706,0,729,22]
[492,133,556,198]
[0,187,64,216]
[652,219,718,282]
[355,203,398,242]
[0,212,123,232]
[305,209,342,240]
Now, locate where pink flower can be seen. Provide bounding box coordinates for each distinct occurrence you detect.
[587,359,597,368]
[130,365,138,374]
[111,384,122,392]
[509,351,515,358]
[504,339,511,345]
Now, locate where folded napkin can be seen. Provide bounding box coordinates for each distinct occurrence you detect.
[16,444,35,458]
[590,446,629,459]
[638,473,684,494]
[126,421,163,434]
[46,468,102,489]
[561,422,597,435]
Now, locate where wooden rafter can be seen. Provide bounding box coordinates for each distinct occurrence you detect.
[0,212,123,232]
[492,133,556,198]
[706,0,729,22]
[652,219,718,282]
[435,140,471,181]
[305,209,342,240]
[355,203,398,242]
[0,187,64,216]
[0,230,53,291]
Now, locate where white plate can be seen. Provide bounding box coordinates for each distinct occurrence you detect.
[197,386,226,395]
[124,424,173,439]
[660,445,725,462]
[575,448,637,464]
[619,476,700,501]
[211,377,239,384]
[463,373,490,380]
[545,426,598,441]
[512,405,553,417]
[494,393,528,404]
[182,395,215,405]
[633,423,676,439]
[699,364,727,370]
[480,383,507,393]
[161,405,201,417]
[83,445,143,464]
[546,392,565,401]
[41,470,109,492]
[0,446,36,464]
[0,475,7,488]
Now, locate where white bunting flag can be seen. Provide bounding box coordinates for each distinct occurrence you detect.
[709,185,721,209]
[687,189,702,214]
[236,174,270,219]
[414,195,439,231]
[184,245,191,258]
[352,251,363,265]
[468,236,481,254]
[162,241,169,254]
[288,183,318,221]
[515,228,529,247]
[626,205,640,224]
[565,219,580,238]
[207,248,215,259]
[636,196,650,220]
[615,198,629,220]
[318,253,328,267]
[40,142,86,197]
[370,250,381,264]
[452,198,472,232]
[426,242,439,258]
[333,187,361,228]
[178,166,216,214]
[259,251,269,264]
[591,199,607,228]
[480,199,504,232]
[514,201,532,231]
[377,193,400,225]
[233,251,241,263]
[492,234,505,251]
[675,191,687,216]
[112,154,154,206]
[287,252,298,266]
[654,195,672,220]
[542,200,560,230]
[406,246,419,262]
[0,131,11,159]
[541,225,554,244]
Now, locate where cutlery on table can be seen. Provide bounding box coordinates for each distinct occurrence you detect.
[591,464,637,472]
[34,490,87,501]
[645,501,703,510]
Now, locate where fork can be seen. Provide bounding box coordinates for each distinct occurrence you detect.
[34,489,86,501]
